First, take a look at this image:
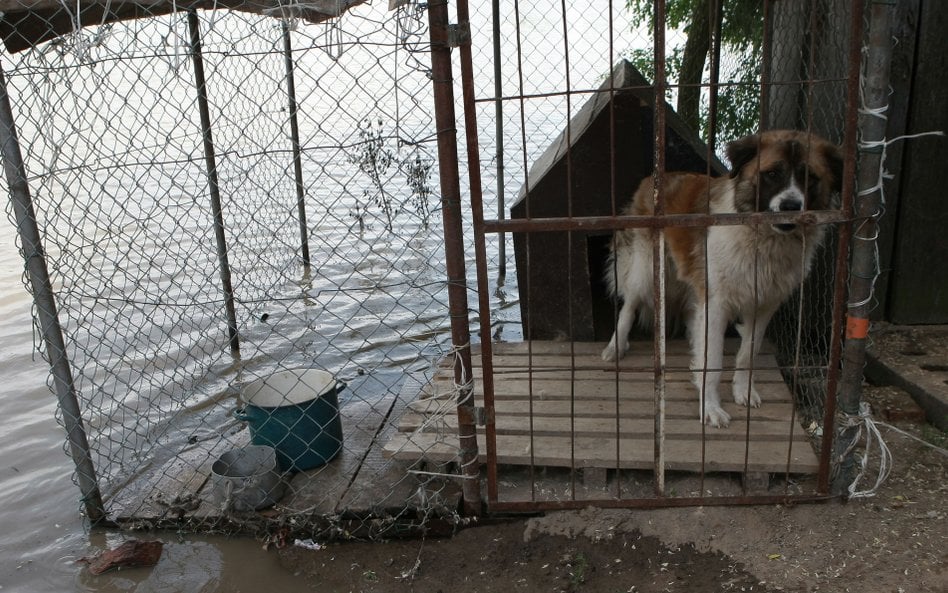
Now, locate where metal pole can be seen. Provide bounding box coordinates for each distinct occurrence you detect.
[282,21,312,268]
[0,64,107,524]
[427,0,482,515]
[832,0,892,496]
[652,0,668,497]
[491,0,506,281]
[188,9,240,356]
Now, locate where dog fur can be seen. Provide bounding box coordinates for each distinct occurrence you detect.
[601,130,843,427]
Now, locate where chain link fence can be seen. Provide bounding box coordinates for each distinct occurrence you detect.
[1,1,483,538]
[2,0,866,535]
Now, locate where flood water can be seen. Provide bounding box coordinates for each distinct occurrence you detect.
[0,2,648,590]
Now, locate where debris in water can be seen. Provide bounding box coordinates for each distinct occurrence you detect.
[293,539,323,551]
[78,539,163,575]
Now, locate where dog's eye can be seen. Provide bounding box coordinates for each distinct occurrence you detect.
[762,169,780,181]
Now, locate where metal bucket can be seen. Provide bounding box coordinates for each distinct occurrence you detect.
[210,445,286,512]
[235,368,345,472]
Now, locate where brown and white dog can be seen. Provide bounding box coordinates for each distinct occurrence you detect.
[601,130,843,427]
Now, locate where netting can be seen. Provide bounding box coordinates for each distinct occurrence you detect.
[1,0,865,534]
[2,2,476,537]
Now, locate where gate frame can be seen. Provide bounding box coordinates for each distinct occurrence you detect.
[440,0,867,512]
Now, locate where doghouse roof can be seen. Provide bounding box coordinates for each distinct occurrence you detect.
[0,0,368,53]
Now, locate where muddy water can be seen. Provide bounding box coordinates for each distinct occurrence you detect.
[0,3,647,591]
[0,231,306,592]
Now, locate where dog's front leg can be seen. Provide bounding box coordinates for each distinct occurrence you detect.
[732,305,777,409]
[690,302,730,428]
[602,294,638,362]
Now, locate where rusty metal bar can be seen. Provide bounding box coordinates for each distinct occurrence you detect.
[491,0,506,280]
[0,63,108,525]
[489,493,838,513]
[481,210,847,233]
[830,0,892,496]
[760,0,773,128]
[455,0,495,510]
[818,0,864,495]
[282,21,311,268]
[652,0,668,497]
[426,0,482,515]
[471,77,847,106]
[510,0,538,502]
[188,9,240,356]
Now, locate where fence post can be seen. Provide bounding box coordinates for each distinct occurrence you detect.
[188,9,240,356]
[427,0,482,515]
[490,0,506,281]
[282,21,312,268]
[0,64,107,524]
[832,0,894,496]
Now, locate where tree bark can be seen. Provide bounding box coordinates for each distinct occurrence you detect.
[677,0,712,132]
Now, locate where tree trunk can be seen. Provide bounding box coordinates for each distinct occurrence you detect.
[677,0,711,132]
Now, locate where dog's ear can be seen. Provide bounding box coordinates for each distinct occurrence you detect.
[726,134,761,178]
[823,143,844,193]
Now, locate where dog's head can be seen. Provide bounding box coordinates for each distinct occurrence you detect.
[726,130,843,233]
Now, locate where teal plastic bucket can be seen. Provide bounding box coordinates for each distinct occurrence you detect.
[235,369,344,472]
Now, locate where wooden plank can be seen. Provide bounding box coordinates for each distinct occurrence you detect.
[383,431,819,474]
[396,410,810,442]
[429,374,789,401]
[336,374,459,514]
[489,338,773,357]
[283,394,395,516]
[111,429,248,522]
[408,397,798,423]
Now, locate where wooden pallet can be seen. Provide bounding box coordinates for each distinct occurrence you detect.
[384,340,820,478]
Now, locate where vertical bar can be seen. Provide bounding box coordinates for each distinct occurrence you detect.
[652,0,668,497]
[188,9,240,356]
[427,0,482,515]
[760,0,773,128]
[282,21,312,268]
[461,0,499,505]
[830,0,891,496]
[0,65,107,523]
[819,0,864,495]
[491,0,506,281]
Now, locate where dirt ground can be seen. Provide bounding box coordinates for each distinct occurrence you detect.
[280,385,947,593]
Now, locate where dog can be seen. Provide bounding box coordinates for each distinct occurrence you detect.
[601,130,843,427]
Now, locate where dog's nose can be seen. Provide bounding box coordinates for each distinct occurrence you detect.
[778,199,803,212]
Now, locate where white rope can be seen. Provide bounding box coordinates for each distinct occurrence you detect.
[876,422,948,458]
[840,402,891,499]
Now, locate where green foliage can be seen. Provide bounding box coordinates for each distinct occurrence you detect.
[625,0,764,142]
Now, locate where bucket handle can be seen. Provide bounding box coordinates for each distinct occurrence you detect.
[335,381,347,396]
[233,408,250,422]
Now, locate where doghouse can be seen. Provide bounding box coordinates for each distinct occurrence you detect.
[511,60,726,341]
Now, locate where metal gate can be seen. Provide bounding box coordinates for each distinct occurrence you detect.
[426,0,878,511]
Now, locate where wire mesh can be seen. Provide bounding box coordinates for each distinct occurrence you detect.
[1,0,866,535]
[458,0,857,508]
[0,1,476,538]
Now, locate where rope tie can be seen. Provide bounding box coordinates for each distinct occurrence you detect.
[838,402,891,499]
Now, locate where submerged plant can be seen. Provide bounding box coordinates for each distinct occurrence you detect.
[400,151,434,229]
[348,117,436,233]
[349,117,396,231]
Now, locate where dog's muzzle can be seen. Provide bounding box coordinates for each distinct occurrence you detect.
[773,198,803,232]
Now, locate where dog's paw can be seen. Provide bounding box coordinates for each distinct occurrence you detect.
[702,405,731,428]
[733,385,762,408]
[601,341,627,362]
